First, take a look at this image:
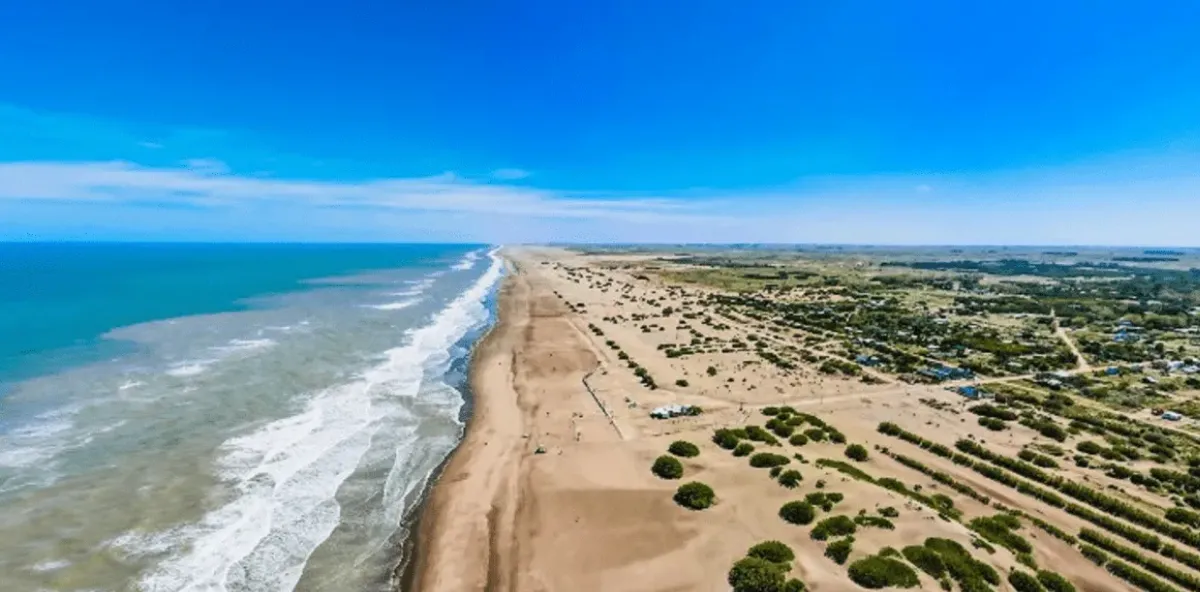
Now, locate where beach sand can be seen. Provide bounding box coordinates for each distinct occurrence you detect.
[409,249,1136,592]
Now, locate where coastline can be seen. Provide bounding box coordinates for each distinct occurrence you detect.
[399,255,524,591]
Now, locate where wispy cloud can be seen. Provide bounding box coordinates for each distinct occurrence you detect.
[0,160,700,223]
[490,168,531,180]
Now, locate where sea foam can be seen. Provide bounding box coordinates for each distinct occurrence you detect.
[128,251,504,592]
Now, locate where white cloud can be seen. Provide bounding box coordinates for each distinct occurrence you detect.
[0,160,704,224]
[490,168,531,180]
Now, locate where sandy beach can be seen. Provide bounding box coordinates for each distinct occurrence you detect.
[410,248,1144,592]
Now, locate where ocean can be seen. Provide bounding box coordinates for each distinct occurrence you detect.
[0,243,502,592]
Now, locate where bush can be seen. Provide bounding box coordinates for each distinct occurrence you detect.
[1079,544,1108,565]
[846,443,869,462]
[854,515,895,530]
[762,406,781,416]
[728,557,786,592]
[673,481,715,510]
[668,440,700,458]
[734,442,755,457]
[789,434,809,446]
[778,469,803,488]
[902,545,946,578]
[829,430,847,444]
[1008,570,1045,592]
[652,455,684,479]
[847,555,920,589]
[779,501,816,525]
[804,428,826,442]
[978,417,1008,431]
[825,537,854,564]
[811,515,856,540]
[749,453,791,468]
[772,424,795,438]
[879,506,900,518]
[675,379,689,387]
[748,540,795,564]
[1036,571,1076,592]
[783,579,805,592]
[713,428,741,450]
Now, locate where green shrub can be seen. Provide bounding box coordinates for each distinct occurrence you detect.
[728,557,786,592]
[770,466,783,478]
[734,442,755,457]
[783,579,805,592]
[713,428,741,450]
[978,417,1008,431]
[652,455,683,479]
[804,428,826,442]
[1079,544,1108,565]
[825,537,854,564]
[772,424,795,438]
[902,545,946,578]
[879,546,900,558]
[969,514,1032,554]
[762,406,781,416]
[811,515,856,540]
[673,481,715,510]
[778,469,803,488]
[854,515,895,530]
[668,440,700,457]
[779,501,816,525]
[749,452,791,468]
[1036,571,1076,592]
[748,540,795,564]
[845,443,869,461]
[789,434,809,446]
[847,555,920,589]
[675,379,689,387]
[829,430,847,444]
[1008,570,1045,592]
[879,506,899,518]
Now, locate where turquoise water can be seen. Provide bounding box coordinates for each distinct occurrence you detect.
[0,243,502,591]
[0,243,465,387]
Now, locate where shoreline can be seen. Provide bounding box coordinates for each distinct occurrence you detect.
[397,256,521,592]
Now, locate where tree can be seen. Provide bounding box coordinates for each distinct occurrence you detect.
[652,455,683,479]
[674,481,715,510]
[779,501,816,525]
[748,540,795,564]
[728,557,786,592]
[845,444,869,462]
[668,440,700,458]
[707,365,718,376]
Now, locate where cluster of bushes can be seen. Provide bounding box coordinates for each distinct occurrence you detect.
[853,514,895,530]
[668,440,700,458]
[1018,448,1060,468]
[652,455,684,479]
[846,554,920,589]
[727,555,805,592]
[673,482,715,510]
[825,537,854,565]
[779,501,816,525]
[746,425,782,446]
[886,451,991,504]
[1008,570,1044,592]
[1079,528,1200,590]
[750,452,792,468]
[953,438,1200,552]
[777,469,803,489]
[1105,559,1185,592]
[968,513,1032,555]
[734,442,755,457]
[923,537,1000,591]
[845,443,869,461]
[978,417,1008,431]
[811,515,856,540]
[805,491,844,512]
[969,404,1018,421]
[1035,571,1076,592]
[814,458,961,520]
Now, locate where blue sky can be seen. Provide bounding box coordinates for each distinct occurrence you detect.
[1,1,1199,244]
